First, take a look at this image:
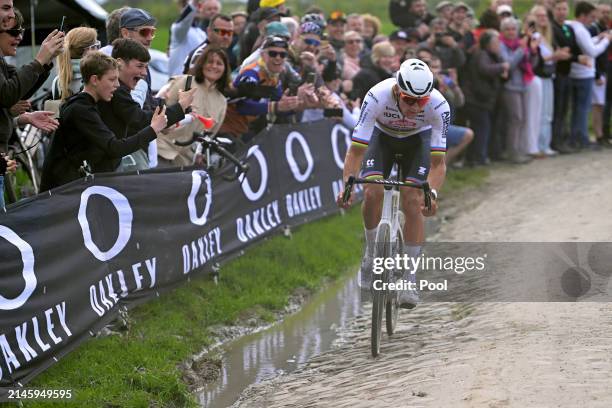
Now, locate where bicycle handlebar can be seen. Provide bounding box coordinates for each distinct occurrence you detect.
[342,175,433,211]
[174,132,249,178]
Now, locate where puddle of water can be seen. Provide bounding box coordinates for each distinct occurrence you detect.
[197,272,362,408]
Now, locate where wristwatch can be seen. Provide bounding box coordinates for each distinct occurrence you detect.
[430,189,438,201]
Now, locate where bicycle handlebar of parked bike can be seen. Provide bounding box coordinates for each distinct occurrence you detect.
[341,175,433,210]
[174,131,250,178]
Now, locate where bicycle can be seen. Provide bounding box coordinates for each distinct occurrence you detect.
[174,130,249,181]
[342,154,432,357]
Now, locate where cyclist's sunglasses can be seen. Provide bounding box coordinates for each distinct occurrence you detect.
[213,28,233,37]
[399,92,430,108]
[267,50,288,58]
[0,27,24,37]
[302,37,321,47]
[128,27,156,38]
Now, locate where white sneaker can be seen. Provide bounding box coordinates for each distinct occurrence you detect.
[399,288,419,309]
[543,148,559,157]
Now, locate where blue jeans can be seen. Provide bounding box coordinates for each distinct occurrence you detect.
[0,175,4,208]
[570,77,594,146]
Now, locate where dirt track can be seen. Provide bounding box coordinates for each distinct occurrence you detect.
[233,150,612,408]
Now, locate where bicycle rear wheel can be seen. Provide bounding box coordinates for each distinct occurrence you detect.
[372,223,390,357]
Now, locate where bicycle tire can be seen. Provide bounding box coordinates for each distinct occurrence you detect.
[386,225,403,336]
[372,223,390,357]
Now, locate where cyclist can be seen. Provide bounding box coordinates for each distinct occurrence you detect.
[336,58,449,309]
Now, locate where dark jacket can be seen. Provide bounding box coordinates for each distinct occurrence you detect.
[98,81,184,141]
[40,93,157,191]
[0,56,51,152]
[463,48,506,111]
[350,63,393,102]
[552,18,581,77]
[389,0,434,29]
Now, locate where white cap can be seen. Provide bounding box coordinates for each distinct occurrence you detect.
[497,5,513,15]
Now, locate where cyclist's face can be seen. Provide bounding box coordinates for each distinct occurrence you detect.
[397,94,422,117]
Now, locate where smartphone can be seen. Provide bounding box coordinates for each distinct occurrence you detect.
[184,75,193,113]
[59,16,66,32]
[288,83,298,96]
[306,72,316,84]
[323,108,343,118]
[528,21,536,30]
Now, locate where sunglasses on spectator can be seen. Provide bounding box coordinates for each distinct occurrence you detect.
[302,37,321,47]
[267,50,288,58]
[128,27,156,38]
[398,92,430,107]
[346,38,362,45]
[0,27,24,37]
[85,40,101,51]
[213,28,233,37]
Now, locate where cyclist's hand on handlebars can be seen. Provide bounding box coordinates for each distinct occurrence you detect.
[22,111,59,132]
[36,30,65,66]
[421,198,438,217]
[9,100,30,116]
[178,88,196,112]
[150,105,168,133]
[336,189,352,209]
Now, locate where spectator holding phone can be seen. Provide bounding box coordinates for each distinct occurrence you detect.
[157,47,229,166]
[463,30,509,166]
[40,52,168,191]
[0,8,62,202]
[98,39,193,171]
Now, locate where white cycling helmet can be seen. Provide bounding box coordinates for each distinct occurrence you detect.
[395,58,434,98]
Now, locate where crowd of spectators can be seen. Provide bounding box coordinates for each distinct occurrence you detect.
[0,0,611,203]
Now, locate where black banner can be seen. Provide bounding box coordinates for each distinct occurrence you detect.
[0,120,356,395]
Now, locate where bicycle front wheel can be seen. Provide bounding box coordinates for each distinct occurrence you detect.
[372,223,391,357]
[386,226,403,336]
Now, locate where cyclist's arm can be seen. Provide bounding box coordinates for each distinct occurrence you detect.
[428,100,450,192]
[343,90,381,183]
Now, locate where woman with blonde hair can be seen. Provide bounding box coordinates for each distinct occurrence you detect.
[156,47,230,167]
[52,27,100,101]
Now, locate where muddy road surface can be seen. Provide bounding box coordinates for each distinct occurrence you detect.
[233,151,612,408]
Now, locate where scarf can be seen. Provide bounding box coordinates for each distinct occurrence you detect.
[500,35,534,84]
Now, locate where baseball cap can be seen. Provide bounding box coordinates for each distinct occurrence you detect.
[497,5,513,15]
[389,30,409,42]
[262,35,289,49]
[265,21,290,38]
[328,10,347,24]
[300,21,323,37]
[256,7,281,23]
[120,8,156,29]
[435,1,453,12]
[453,2,470,13]
[260,0,285,8]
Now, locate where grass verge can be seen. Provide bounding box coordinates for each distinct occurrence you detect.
[10,167,487,407]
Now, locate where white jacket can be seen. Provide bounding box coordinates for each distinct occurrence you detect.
[567,20,610,79]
